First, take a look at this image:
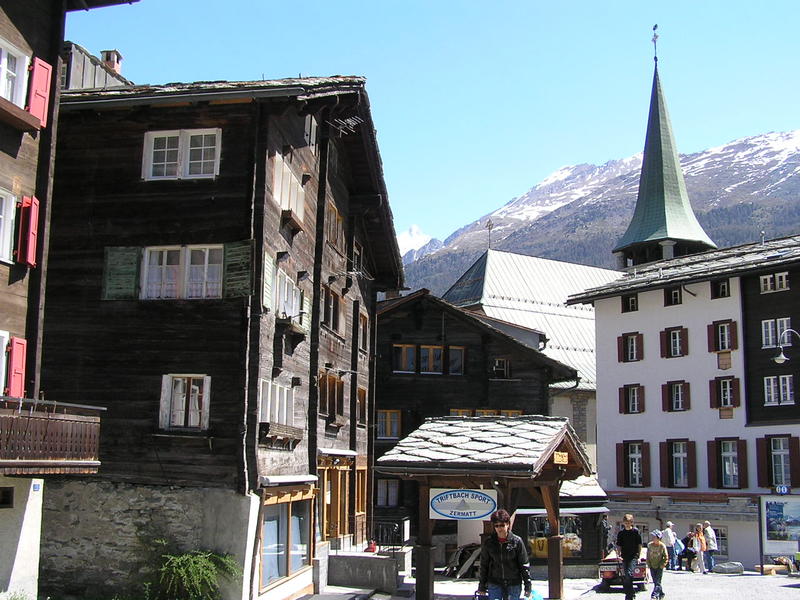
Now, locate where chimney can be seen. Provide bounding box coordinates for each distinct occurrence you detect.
[100,49,123,74]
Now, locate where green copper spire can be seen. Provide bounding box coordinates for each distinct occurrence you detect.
[613,64,716,265]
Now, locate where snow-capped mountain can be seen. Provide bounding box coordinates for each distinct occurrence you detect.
[405,130,800,295]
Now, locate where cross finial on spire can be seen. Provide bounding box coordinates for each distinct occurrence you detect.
[652,24,659,63]
[485,219,494,250]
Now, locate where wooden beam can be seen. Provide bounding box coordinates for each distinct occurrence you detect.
[416,478,435,600]
[539,483,563,600]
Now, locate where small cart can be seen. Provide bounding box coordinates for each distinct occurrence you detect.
[597,549,648,592]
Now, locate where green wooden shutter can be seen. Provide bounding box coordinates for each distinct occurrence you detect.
[102,247,140,300]
[262,256,275,309]
[223,240,253,298]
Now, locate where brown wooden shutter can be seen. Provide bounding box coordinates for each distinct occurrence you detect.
[730,321,739,350]
[756,437,768,488]
[683,382,691,410]
[688,441,697,488]
[662,384,669,411]
[789,436,800,486]
[639,386,646,413]
[660,442,669,487]
[660,330,668,358]
[737,438,748,489]
[636,333,644,360]
[681,327,689,355]
[642,442,651,487]
[617,443,625,487]
[707,324,715,352]
[709,379,719,408]
[617,336,624,362]
[732,378,741,407]
[708,440,719,488]
[619,387,626,414]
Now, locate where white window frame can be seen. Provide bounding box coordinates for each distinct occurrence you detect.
[0,329,8,392]
[159,374,211,430]
[141,245,223,300]
[779,374,795,405]
[671,383,684,411]
[719,378,734,408]
[762,319,777,348]
[720,440,739,488]
[672,441,688,487]
[376,479,399,507]
[275,269,304,322]
[259,379,294,427]
[142,128,221,181]
[628,442,643,487]
[0,38,30,108]
[669,329,682,357]
[717,322,731,351]
[715,526,728,557]
[777,317,792,347]
[776,272,790,291]
[625,335,638,361]
[764,376,779,406]
[761,272,790,294]
[0,190,16,264]
[273,148,305,220]
[771,437,791,487]
[627,386,640,413]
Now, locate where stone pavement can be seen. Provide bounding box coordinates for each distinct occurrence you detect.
[322,569,800,600]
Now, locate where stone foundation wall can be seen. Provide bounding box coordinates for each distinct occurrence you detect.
[40,479,226,599]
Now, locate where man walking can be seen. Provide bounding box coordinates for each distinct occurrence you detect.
[661,521,677,569]
[704,520,718,573]
[616,514,643,600]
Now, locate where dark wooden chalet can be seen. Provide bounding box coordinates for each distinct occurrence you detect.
[39,76,402,600]
[375,289,605,561]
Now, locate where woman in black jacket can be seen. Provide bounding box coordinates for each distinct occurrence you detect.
[477,510,532,600]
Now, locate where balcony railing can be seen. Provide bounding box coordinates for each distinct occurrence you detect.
[0,397,105,475]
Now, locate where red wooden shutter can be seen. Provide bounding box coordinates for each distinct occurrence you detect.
[636,333,644,360]
[683,382,691,410]
[619,387,626,414]
[26,57,52,127]
[789,436,800,486]
[617,336,624,362]
[707,324,715,352]
[661,384,669,411]
[639,386,646,412]
[660,330,668,358]
[642,442,651,487]
[5,337,27,397]
[687,441,697,488]
[737,439,748,489]
[732,378,741,407]
[681,327,689,355]
[709,379,719,408]
[707,440,719,488]
[730,321,739,350]
[616,443,625,487]
[659,442,669,487]
[15,196,39,267]
[756,437,768,488]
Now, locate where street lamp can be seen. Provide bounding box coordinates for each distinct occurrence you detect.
[772,328,800,364]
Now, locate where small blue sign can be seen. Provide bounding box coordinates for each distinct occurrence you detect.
[32,483,41,492]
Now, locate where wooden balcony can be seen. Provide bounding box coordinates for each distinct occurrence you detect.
[0,397,105,475]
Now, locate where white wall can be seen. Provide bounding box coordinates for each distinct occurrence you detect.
[0,477,43,600]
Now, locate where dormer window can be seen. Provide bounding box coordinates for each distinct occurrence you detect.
[710,279,730,299]
[664,286,682,306]
[621,294,638,313]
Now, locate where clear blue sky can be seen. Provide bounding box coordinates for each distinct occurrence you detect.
[67,1,800,243]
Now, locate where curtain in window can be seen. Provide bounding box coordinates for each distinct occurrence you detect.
[262,504,287,585]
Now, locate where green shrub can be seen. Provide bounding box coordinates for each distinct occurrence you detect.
[157,549,241,600]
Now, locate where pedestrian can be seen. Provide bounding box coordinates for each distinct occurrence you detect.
[616,513,643,600]
[677,531,694,571]
[476,509,533,600]
[661,521,677,569]
[690,523,707,573]
[598,514,612,555]
[646,530,668,599]
[703,520,718,573]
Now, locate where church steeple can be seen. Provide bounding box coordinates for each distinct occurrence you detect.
[613,49,716,268]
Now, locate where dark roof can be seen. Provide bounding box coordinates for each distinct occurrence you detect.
[376,415,591,477]
[61,76,404,290]
[378,290,577,383]
[569,233,800,304]
[66,0,139,10]
[613,65,716,255]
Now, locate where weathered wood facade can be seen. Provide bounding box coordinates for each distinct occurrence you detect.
[39,77,402,599]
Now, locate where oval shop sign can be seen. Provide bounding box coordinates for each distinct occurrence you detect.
[429,488,498,520]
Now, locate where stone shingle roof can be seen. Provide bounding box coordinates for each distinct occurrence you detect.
[376,415,590,476]
[569,234,800,304]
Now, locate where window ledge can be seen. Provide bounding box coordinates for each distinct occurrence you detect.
[152,431,211,439]
[321,326,345,342]
[281,209,304,234]
[0,96,40,131]
[275,316,307,337]
[326,414,347,428]
[258,421,303,449]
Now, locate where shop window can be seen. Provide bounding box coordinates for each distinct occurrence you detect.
[524,515,583,558]
[260,497,311,588]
